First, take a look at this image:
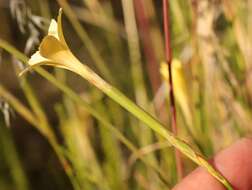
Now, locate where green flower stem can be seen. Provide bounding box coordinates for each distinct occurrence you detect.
[73,59,233,190]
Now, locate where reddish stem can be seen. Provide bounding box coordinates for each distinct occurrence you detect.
[162,0,183,180]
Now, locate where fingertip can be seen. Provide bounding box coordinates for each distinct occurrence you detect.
[173,138,252,190]
[214,137,252,189]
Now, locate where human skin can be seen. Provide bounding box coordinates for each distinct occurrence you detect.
[173,138,252,190]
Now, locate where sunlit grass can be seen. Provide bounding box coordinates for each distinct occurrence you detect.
[0,0,251,189]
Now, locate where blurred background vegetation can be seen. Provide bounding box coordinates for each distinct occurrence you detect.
[0,0,252,189]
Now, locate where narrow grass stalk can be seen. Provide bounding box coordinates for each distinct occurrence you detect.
[20,78,53,138]
[122,1,161,183]
[0,85,80,190]
[162,0,183,180]
[133,0,161,94]
[0,116,29,190]
[38,0,51,19]
[121,0,151,140]
[129,141,171,166]
[72,6,124,36]
[0,85,38,127]
[94,101,127,190]
[57,102,111,190]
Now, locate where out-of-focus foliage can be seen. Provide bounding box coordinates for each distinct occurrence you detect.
[0,0,251,189]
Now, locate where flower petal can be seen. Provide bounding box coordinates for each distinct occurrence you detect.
[19,51,50,77]
[20,9,84,76]
[39,35,67,58]
[29,51,50,66]
[48,19,59,40]
[57,8,68,48]
[37,35,82,71]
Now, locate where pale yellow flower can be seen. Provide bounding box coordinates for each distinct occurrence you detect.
[20,9,108,90]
